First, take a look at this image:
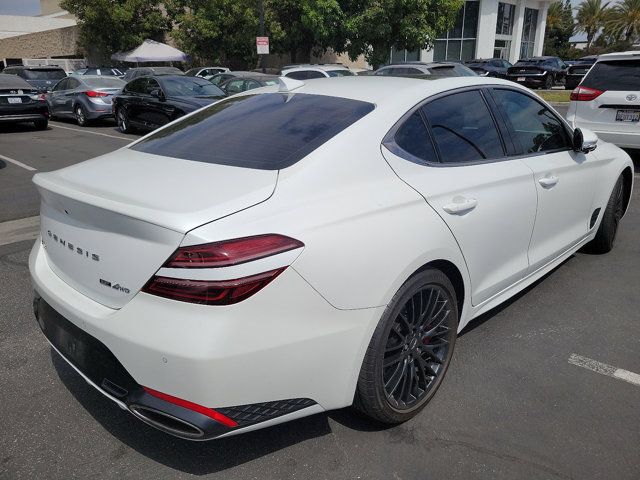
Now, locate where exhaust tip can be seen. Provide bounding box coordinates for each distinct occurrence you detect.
[129,404,204,440]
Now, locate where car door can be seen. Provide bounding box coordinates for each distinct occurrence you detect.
[381,88,537,306]
[490,87,598,272]
[123,78,147,126]
[49,78,69,115]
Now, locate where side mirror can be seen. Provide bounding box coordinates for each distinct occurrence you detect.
[150,89,164,100]
[573,127,598,153]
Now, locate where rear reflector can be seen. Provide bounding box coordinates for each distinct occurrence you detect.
[142,268,285,305]
[164,234,304,268]
[143,387,238,427]
[85,90,109,97]
[570,86,604,101]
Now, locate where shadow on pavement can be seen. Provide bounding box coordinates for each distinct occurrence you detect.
[51,350,333,475]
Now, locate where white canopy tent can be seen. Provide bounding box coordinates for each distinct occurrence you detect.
[111,39,189,63]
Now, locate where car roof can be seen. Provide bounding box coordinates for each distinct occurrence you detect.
[596,51,640,61]
[11,65,65,70]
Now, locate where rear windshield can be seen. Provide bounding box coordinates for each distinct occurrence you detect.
[23,69,66,80]
[514,59,544,66]
[84,77,125,88]
[582,60,640,90]
[130,93,374,169]
[327,69,355,77]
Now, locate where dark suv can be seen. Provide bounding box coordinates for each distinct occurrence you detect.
[506,56,568,89]
[2,66,67,92]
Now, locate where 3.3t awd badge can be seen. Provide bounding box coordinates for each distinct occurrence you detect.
[99,278,130,294]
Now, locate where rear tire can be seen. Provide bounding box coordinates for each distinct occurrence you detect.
[353,269,458,424]
[33,118,48,130]
[75,105,88,127]
[586,176,625,254]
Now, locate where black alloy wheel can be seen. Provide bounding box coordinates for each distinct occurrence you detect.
[117,109,132,133]
[354,269,458,424]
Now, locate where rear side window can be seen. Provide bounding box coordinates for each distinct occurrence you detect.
[422,90,504,163]
[394,112,438,163]
[131,93,375,169]
[582,60,640,90]
[492,89,571,153]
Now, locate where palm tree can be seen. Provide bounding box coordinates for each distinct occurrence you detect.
[576,0,611,51]
[606,0,640,44]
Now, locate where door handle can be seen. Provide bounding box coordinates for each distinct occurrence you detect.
[442,197,478,215]
[538,175,559,188]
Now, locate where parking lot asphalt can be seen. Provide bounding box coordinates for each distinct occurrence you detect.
[1,112,639,480]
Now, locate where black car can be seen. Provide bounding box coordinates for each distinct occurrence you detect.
[564,56,598,90]
[506,56,568,89]
[218,74,279,94]
[122,66,184,82]
[112,75,225,133]
[0,74,49,129]
[464,58,512,78]
[2,65,67,92]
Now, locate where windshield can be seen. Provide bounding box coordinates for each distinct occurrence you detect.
[23,69,66,80]
[131,93,375,170]
[161,77,225,97]
[327,70,355,77]
[84,77,126,88]
[515,59,544,66]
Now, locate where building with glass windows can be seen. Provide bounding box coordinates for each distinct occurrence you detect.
[390,0,552,64]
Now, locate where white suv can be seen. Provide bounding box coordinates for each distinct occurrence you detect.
[280,64,355,80]
[567,51,640,148]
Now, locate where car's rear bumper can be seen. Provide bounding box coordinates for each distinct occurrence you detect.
[29,238,382,439]
[506,75,548,87]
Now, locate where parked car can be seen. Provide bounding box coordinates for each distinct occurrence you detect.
[122,66,184,82]
[564,56,598,90]
[208,71,254,86]
[280,64,355,79]
[506,56,567,89]
[464,58,512,78]
[113,75,225,133]
[0,73,49,129]
[29,75,633,440]
[567,51,640,149]
[218,74,279,94]
[71,67,126,77]
[374,62,477,77]
[185,67,230,80]
[47,75,125,126]
[2,65,67,92]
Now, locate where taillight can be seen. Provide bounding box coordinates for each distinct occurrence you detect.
[85,90,109,97]
[164,234,304,268]
[570,86,604,101]
[142,268,285,305]
[143,387,238,427]
[143,234,304,305]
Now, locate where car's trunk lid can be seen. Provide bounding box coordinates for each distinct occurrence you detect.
[34,149,278,308]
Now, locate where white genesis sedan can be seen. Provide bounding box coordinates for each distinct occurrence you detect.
[30,76,633,440]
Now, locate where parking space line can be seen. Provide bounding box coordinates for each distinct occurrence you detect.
[0,153,37,171]
[49,123,132,141]
[0,216,40,247]
[569,353,640,387]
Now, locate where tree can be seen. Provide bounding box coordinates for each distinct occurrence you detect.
[337,0,465,69]
[167,0,259,69]
[60,0,172,61]
[575,0,611,52]
[264,0,344,64]
[606,0,640,44]
[544,0,575,57]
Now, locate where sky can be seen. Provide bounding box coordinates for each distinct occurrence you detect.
[0,0,40,15]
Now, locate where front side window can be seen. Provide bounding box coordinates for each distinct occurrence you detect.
[130,93,374,170]
[492,89,571,153]
[52,78,69,91]
[422,90,504,163]
[327,69,355,77]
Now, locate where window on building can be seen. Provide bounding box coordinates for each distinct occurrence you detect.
[493,39,512,59]
[433,1,479,61]
[520,8,539,59]
[389,46,420,63]
[496,3,516,35]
